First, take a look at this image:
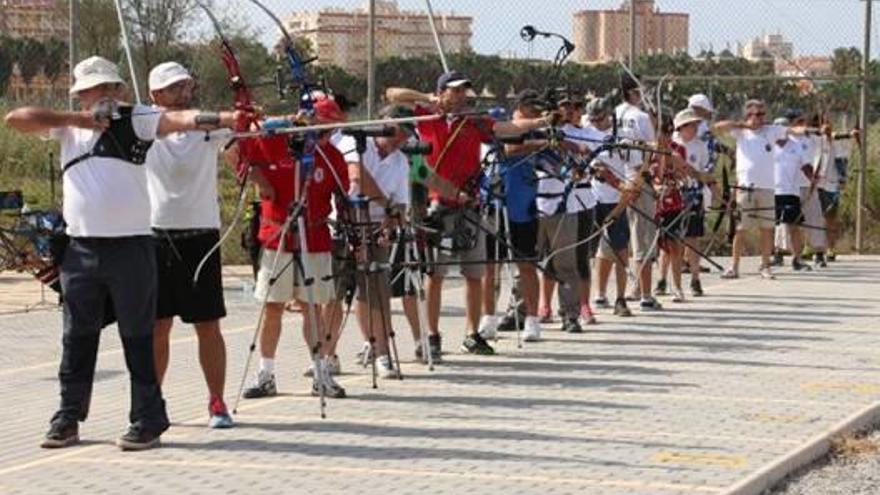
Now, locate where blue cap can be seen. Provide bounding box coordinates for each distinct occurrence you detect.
[436,71,472,93]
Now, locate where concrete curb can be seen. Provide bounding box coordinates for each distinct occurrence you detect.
[723,400,880,495]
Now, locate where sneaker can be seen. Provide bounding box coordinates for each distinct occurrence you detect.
[41,421,79,449]
[654,279,668,296]
[478,315,499,340]
[428,334,443,361]
[538,305,553,324]
[461,333,495,355]
[827,250,837,262]
[496,312,524,332]
[242,371,277,399]
[562,318,583,334]
[814,253,827,268]
[613,298,632,317]
[671,289,685,303]
[690,278,704,297]
[522,316,542,342]
[377,355,400,379]
[771,252,784,267]
[116,424,162,451]
[792,258,813,272]
[355,341,374,367]
[759,266,776,280]
[625,289,641,302]
[304,354,342,377]
[640,297,663,311]
[720,268,739,279]
[208,397,234,429]
[580,305,597,325]
[414,342,424,362]
[593,296,610,309]
[311,373,347,399]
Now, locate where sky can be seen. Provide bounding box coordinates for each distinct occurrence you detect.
[240,0,879,60]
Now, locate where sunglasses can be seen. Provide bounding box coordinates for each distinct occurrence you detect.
[748,112,766,118]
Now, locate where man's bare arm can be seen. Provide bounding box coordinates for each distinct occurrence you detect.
[385,88,435,106]
[4,107,100,134]
[157,110,241,137]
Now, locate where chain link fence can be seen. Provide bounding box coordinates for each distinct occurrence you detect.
[1,0,879,261]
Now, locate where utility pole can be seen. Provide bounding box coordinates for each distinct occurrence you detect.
[629,0,637,70]
[856,0,872,253]
[68,0,79,110]
[366,0,376,119]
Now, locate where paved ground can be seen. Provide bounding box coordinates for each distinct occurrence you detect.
[1,257,879,495]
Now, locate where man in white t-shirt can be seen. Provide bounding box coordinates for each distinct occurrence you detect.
[771,118,811,271]
[145,62,233,429]
[586,99,633,317]
[615,73,662,311]
[4,56,245,450]
[818,123,859,261]
[714,99,786,280]
[348,106,412,379]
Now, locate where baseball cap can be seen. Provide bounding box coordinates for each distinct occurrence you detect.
[688,93,714,113]
[436,71,472,92]
[69,56,125,95]
[148,62,193,92]
[515,89,547,110]
[585,97,611,117]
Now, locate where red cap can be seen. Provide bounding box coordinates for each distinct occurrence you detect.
[314,97,346,123]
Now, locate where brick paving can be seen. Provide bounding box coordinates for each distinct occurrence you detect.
[1,257,879,495]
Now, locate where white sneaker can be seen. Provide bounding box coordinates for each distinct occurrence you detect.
[478,315,499,340]
[671,289,685,303]
[377,355,400,379]
[759,266,776,280]
[523,316,541,342]
[355,342,373,367]
[303,355,341,377]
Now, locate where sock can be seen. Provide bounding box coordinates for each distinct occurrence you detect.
[259,358,275,376]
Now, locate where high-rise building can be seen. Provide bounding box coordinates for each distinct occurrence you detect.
[572,0,689,64]
[738,33,794,61]
[0,0,67,40]
[283,0,472,75]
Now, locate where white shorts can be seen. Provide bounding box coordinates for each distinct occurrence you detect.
[254,249,335,305]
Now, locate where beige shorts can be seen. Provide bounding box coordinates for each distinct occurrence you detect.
[627,188,658,262]
[254,249,335,305]
[737,188,775,230]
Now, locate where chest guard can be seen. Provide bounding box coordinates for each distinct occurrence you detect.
[62,106,154,174]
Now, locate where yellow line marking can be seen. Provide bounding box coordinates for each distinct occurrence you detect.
[654,451,748,469]
[63,457,723,493]
[0,444,105,477]
[801,381,880,394]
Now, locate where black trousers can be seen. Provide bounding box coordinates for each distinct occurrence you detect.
[53,236,169,434]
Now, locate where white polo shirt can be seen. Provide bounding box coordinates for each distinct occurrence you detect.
[774,139,808,196]
[145,126,232,229]
[560,124,599,213]
[588,126,626,204]
[729,125,787,190]
[615,102,656,180]
[52,104,160,237]
[357,138,410,221]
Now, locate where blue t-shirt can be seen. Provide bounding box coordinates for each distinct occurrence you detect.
[500,153,538,223]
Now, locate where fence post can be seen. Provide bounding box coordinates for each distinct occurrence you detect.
[629,0,636,70]
[68,0,78,110]
[366,0,376,119]
[856,0,872,253]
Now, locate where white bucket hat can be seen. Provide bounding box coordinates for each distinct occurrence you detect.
[69,56,125,95]
[688,93,714,114]
[148,62,193,92]
[674,108,703,130]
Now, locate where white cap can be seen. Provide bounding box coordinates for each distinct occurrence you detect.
[674,108,703,130]
[69,56,125,95]
[688,93,714,113]
[148,62,192,92]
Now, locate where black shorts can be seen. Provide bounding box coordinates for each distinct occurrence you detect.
[576,209,595,279]
[332,238,357,301]
[775,195,803,225]
[659,211,686,241]
[594,202,629,253]
[154,230,226,324]
[683,207,705,238]
[390,238,427,299]
[508,220,538,259]
[818,189,840,215]
[484,207,508,261]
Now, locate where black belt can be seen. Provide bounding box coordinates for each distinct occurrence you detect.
[152,228,218,240]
